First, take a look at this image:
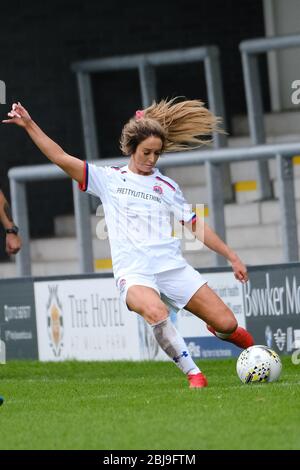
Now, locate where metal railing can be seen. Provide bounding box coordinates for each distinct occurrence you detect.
[240,33,300,199]
[72,46,232,262]
[9,141,300,277]
[9,166,93,277]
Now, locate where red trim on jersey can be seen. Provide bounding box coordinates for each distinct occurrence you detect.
[78,161,88,192]
[155,176,176,191]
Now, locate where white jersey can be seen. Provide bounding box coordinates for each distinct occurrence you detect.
[79,162,196,280]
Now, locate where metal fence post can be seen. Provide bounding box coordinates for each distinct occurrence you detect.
[72,180,94,273]
[204,47,228,149]
[10,179,31,276]
[0,80,6,105]
[205,161,227,267]
[139,62,157,107]
[276,154,299,262]
[204,46,230,266]
[241,51,273,200]
[76,72,100,161]
[77,71,100,213]
[204,46,232,185]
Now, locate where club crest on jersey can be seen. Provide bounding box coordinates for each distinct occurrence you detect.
[153,185,163,195]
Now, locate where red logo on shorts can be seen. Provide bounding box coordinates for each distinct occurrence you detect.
[119,278,126,293]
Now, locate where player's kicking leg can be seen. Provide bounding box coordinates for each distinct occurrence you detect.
[206,324,254,349]
[185,284,254,349]
[126,285,208,388]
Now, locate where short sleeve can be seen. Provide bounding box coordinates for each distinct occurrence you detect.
[171,186,197,225]
[78,162,107,199]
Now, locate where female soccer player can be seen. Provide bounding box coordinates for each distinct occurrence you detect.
[3,99,254,388]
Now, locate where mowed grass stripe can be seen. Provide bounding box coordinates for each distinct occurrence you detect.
[0,357,299,450]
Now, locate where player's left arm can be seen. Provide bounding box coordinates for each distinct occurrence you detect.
[185,217,248,283]
[2,102,84,184]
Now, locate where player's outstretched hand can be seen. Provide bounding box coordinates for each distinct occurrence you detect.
[231,257,248,284]
[2,102,32,128]
[6,233,22,255]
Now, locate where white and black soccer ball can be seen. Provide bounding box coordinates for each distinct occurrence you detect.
[236,345,282,384]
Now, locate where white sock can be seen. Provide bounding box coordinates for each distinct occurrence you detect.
[151,317,200,375]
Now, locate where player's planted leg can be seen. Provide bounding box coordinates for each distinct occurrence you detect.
[151,317,208,388]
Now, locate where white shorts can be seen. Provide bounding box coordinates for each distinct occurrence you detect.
[117,264,207,311]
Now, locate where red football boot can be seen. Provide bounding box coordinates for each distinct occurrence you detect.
[187,372,208,389]
[207,325,254,349]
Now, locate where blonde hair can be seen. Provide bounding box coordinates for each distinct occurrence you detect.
[120,97,221,155]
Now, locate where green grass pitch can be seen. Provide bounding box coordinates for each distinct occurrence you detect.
[0,357,299,450]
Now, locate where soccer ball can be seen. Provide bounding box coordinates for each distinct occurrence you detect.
[236,345,282,384]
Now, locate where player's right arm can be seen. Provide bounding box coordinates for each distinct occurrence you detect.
[2,102,84,185]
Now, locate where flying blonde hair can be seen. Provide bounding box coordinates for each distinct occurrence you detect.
[120,97,221,155]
